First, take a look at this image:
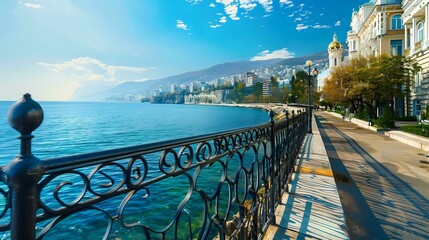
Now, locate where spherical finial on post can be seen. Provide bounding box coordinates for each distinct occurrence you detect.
[8,93,44,136]
[4,94,46,239]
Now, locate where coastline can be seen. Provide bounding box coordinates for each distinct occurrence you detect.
[194,103,306,120]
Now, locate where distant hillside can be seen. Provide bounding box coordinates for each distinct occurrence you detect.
[71,59,283,101]
[72,50,341,101]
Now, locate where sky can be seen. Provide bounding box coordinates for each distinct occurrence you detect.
[0,0,369,101]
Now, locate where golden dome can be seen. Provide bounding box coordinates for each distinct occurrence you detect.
[328,34,343,51]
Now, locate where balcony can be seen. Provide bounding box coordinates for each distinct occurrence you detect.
[347,30,356,36]
[415,41,423,52]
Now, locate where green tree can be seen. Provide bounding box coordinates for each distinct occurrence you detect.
[325,54,420,117]
[253,82,263,101]
[292,70,308,104]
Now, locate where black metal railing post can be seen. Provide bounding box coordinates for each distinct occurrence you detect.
[268,110,276,224]
[3,94,45,240]
[285,110,291,188]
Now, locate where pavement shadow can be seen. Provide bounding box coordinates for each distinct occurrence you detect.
[268,134,348,240]
[316,115,429,239]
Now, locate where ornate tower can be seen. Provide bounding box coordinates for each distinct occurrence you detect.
[328,34,343,69]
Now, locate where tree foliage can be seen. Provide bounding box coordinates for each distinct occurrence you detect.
[322,54,421,116]
[253,82,263,101]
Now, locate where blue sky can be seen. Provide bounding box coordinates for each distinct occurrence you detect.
[0,0,369,101]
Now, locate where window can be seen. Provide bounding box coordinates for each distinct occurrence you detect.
[417,22,424,42]
[391,40,403,56]
[391,14,403,30]
[391,14,402,30]
[416,72,421,87]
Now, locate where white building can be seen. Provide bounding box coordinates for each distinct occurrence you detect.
[246,72,258,87]
[402,0,429,116]
[262,80,272,97]
[170,83,178,93]
[347,0,404,58]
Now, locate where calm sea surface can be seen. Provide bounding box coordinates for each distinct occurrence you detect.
[0,101,269,239]
[0,101,268,164]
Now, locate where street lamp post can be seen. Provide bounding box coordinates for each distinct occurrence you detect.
[305,60,318,134]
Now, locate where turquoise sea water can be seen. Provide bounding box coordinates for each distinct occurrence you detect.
[0,101,268,164]
[0,101,269,239]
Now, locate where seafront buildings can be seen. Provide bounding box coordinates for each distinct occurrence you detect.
[347,0,404,58]
[342,0,429,117]
[402,0,429,116]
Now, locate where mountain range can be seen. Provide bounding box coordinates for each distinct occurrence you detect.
[71,50,334,101]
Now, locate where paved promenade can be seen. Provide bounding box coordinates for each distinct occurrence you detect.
[264,111,429,239]
[264,114,349,239]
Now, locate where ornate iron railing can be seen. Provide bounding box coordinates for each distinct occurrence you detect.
[0,94,308,240]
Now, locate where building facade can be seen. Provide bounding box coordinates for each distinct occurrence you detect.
[347,0,404,58]
[262,80,272,97]
[402,0,429,116]
[317,34,344,92]
[246,72,258,87]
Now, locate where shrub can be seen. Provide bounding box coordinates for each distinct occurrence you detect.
[395,116,417,121]
[355,106,368,120]
[421,105,429,120]
[372,118,382,127]
[380,106,395,128]
[401,125,429,137]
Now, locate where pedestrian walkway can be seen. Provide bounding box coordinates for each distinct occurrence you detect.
[316,111,429,239]
[264,116,349,239]
[264,110,429,239]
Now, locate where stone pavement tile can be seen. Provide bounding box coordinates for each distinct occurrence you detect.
[264,116,349,240]
[273,185,348,240]
[273,172,348,240]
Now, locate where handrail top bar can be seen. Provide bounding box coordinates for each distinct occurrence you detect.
[36,121,276,173]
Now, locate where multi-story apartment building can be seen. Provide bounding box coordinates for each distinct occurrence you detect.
[402,0,429,116]
[348,0,404,58]
[246,72,258,87]
[262,80,272,97]
[347,0,406,115]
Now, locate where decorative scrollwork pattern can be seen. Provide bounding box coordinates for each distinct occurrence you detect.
[0,110,308,240]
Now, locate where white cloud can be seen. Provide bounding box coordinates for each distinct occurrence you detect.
[299,3,305,7]
[216,0,234,5]
[225,4,240,20]
[219,16,227,23]
[294,17,302,22]
[38,57,151,84]
[257,0,273,12]
[209,3,216,7]
[176,20,189,31]
[19,1,42,9]
[335,20,341,26]
[251,48,295,61]
[186,0,202,5]
[210,24,222,28]
[320,13,324,16]
[288,13,294,17]
[279,0,293,8]
[239,0,257,12]
[313,24,330,29]
[296,24,308,31]
[212,0,275,24]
